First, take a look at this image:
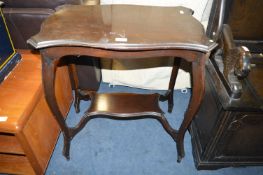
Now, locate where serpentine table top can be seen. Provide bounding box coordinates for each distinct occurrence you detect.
[28,5,216,52]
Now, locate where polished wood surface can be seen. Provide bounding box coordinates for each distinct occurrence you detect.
[0,51,42,133]
[0,50,71,133]
[28,5,216,52]
[0,154,35,175]
[28,4,215,163]
[39,46,208,162]
[191,59,263,169]
[88,93,163,115]
[247,61,263,101]
[0,50,72,174]
[70,92,180,162]
[227,0,263,41]
[190,1,263,166]
[160,58,181,113]
[0,135,24,154]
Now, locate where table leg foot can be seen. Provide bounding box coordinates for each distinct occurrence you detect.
[177,156,182,163]
[176,140,185,163]
[62,134,71,160]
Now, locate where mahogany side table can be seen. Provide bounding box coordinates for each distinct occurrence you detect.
[28,5,217,163]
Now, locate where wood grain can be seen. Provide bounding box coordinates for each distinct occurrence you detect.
[0,51,42,134]
[0,135,24,155]
[0,50,73,174]
[0,154,35,175]
[28,5,216,52]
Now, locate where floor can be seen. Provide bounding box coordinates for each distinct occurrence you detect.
[45,83,263,175]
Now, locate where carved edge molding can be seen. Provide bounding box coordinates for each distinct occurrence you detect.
[27,38,218,53]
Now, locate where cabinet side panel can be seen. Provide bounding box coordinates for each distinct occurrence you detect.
[216,112,263,159]
[192,69,222,151]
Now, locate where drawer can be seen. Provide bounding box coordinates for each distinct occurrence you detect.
[0,154,35,175]
[0,134,25,155]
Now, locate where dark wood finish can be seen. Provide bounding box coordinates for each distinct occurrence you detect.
[68,56,101,113]
[190,59,263,169]
[207,0,252,99]
[28,5,216,52]
[218,24,252,99]
[27,5,215,163]
[247,61,263,101]
[39,46,209,163]
[88,93,163,115]
[207,0,263,53]
[226,0,263,42]
[71,92,183,160]
[69,63,98,113]
[160,58,181,113]
[189,0,263,170]
[0,51,72,174]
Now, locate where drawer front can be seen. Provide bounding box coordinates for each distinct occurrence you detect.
[0,154,35,175]
[0,134,24,155]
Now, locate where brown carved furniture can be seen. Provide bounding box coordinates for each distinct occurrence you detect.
[0,50,72,174]
[190,0,263,169]
[28,5,216,163]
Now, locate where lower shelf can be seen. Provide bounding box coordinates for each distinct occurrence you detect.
[87,92,163,116]
[61,92,187,162]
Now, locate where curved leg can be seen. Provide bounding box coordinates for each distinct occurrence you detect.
[62,133,71,160]
[41,52,72,160]
[176,55,206,162]
[160,58,181,113]
[157,115,178,142]
[68,113,180,157]
[69,113,181,162]
[68,113,93,138]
